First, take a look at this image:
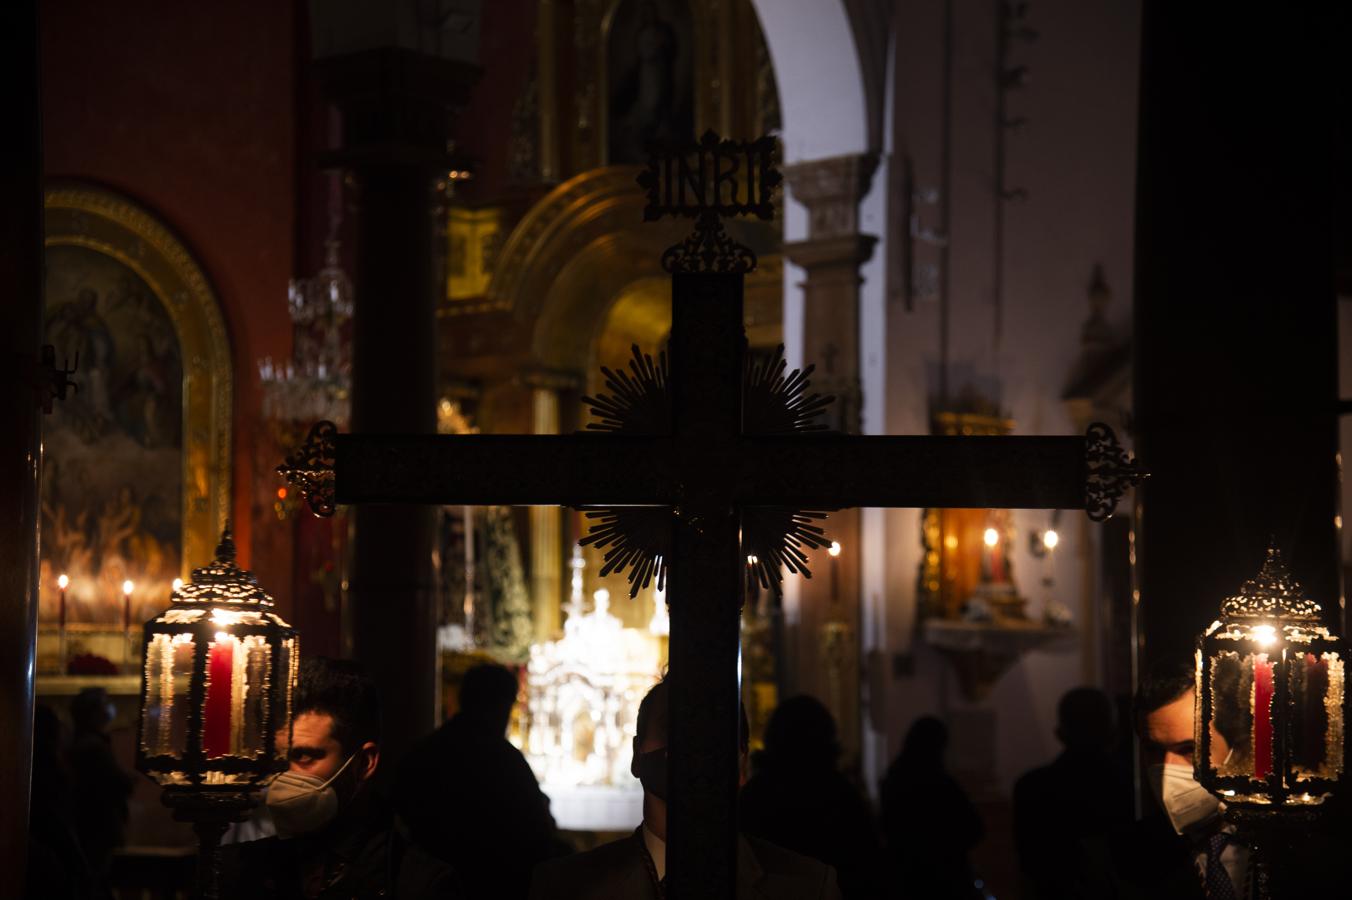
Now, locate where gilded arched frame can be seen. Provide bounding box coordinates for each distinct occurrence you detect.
[44,185,232,578]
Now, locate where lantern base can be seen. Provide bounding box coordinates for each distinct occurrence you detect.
[1225,804,1323,900]
[162,789,258,900]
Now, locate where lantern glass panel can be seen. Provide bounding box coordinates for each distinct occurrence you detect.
[1210,650,1278,779]
[141,632,196,759]
[240,634,272,758]
[278,636,297,755]
[1289,651,1345,781]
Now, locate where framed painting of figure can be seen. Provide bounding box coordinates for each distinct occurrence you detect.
[39,185,231,675]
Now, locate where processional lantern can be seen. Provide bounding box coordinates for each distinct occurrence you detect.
[136,527,297,897]
[1195,545,1346,816]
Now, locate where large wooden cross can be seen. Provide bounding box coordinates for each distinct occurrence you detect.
[280,132,1143,899]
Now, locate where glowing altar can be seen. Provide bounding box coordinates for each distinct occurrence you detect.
[520,549,666,831]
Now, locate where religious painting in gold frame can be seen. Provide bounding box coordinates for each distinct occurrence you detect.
[39,184,231,673]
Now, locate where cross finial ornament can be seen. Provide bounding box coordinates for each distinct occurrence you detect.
[637,130,780,274]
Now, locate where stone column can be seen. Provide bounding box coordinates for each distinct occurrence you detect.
[317,47,478,762]
[0,0,42,878]
[528,382,562,640]
[782,153,878,763]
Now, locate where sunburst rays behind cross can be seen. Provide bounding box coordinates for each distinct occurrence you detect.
[578,343,834,599]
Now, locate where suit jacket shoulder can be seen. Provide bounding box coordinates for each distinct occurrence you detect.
[529,833,650,900]
[742,834,842,900]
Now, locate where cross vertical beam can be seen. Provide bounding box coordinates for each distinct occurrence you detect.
[666,273,746,897]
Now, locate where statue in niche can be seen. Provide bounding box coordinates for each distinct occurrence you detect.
[607,0,694,164]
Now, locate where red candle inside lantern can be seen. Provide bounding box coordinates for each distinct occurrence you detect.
[1253,654,1274,779]
[203,636,234,757]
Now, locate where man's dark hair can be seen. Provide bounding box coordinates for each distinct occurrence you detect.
[636,678,750,753]
[1057,686,1115,751]
[458,663,519,724]
[295,657,381,754]
[1133,656,1195,735]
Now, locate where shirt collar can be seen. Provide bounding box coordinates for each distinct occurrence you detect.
[641,822,666,881]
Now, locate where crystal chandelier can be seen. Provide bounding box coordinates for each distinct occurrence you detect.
[259,238,353,427]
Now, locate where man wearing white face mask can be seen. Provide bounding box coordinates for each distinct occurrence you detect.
[1076,659,1245,899]
[224,658,459,899]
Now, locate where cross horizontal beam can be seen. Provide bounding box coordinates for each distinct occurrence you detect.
[333,432,1088,510]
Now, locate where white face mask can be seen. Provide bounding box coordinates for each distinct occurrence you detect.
[265,752,357,837]
[1149,762,1221,835]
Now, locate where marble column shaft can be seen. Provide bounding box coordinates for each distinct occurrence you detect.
[782,153,878,764]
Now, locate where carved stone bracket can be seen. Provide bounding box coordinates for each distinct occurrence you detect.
[923,619,1076,702]
[1085,421,1147,521]
[277,420,337,517]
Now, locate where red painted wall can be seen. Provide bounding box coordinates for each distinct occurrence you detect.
[41,0,299,589]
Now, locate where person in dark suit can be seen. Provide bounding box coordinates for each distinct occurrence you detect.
[739,695,883,899]
[879,717,984,899]
[395,663,564,900]
[1012,687,1134,899]
[529,678,842,899]
[1075,659,1234,900]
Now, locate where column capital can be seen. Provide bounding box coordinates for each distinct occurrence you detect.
[783,152,880,239]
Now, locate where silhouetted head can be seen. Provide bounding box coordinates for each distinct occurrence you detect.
[34,704,64,761]
[1056,686,1115,752]
[632,678,750,754]
[900,715,948,769]
[763,695,839,769]
[71,687,114,734]
[458,664,520,736]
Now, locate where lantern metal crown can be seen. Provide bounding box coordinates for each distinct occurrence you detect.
[1195,545,1346,814]
[136,527,298,791]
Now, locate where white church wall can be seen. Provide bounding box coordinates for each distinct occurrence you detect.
[880,0,1141,797]
[757,0,1139,798]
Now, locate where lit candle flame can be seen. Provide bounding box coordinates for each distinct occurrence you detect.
[172,578,184,592]
[983,528,1000,548]
[122,579,134,596]
[1043,529,1059,550]
[828,542,842,557]
[57,574,69,590]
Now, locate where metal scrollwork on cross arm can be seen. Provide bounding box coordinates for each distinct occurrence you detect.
[277,420,337,517]
[1085,422,1147,521]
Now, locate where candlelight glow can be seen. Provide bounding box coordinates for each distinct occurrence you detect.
[173,578,184,591]
[123,579,134,596]
[983,527,1000,548]
[1252,624,1278,647]
[1043,529,1059,550]
[58,574,69,590]
[828,541,842,557]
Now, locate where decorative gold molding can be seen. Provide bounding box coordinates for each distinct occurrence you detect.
[44,185,233,576]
